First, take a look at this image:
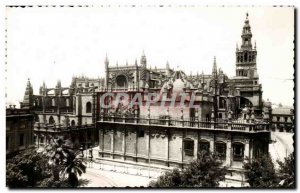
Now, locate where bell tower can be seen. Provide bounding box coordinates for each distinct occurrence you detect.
[236,13,258,78]
[234,13,262,111]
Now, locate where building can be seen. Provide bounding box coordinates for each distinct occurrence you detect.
[25,76,102,149]
[6,105,34,156]
[18,13,271,172]
[96,13,270,171]
[271,106,294,132]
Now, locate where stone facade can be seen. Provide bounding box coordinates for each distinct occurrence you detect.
[6,106,34,156]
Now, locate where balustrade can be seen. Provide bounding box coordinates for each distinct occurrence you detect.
[99,115,269,132]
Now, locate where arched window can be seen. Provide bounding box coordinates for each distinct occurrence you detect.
[205,114,210,121]
[232,142,245,161]
[215,141,226,160]
[116,75,128,88]
[219,113,222,119]
[183,138,194,156]
[49,116,55,125]
[71,120,75,127]
[244,53,248,62]
[199,139,210,155]
[86,102,92,113]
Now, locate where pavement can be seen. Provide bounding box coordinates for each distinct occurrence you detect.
[79,163,155,187]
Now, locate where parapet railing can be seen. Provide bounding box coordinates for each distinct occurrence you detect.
[34,122,95,132]
[98,115,270,132]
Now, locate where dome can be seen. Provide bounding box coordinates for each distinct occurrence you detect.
[172,79,186,94]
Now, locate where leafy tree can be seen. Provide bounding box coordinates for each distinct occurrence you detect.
[6,148,51,188]
[243,155,278,188]
[149,168,183,187]
[149,152,227,187]
[277,154,295,188]
[44,137,87,187]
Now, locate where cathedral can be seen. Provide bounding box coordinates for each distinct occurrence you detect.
[21,13,272,173]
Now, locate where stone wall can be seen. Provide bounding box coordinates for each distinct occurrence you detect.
[97,122,268,170]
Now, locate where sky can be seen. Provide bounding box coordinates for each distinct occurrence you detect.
[5,6,294,107]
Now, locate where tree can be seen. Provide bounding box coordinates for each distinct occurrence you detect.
[243,155,278,188]
[6,148,51,188]
[44,136,86,187]
[149,152,227,187]
[277,154,295,188]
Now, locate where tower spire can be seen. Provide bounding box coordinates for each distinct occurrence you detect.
[21,78,33,109]
[241,12,252,49]
[140,50,147,67]
[212,56,217,76]
[105,53,109,69]
[235,12,258,78]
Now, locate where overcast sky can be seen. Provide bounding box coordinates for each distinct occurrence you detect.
[5,6,294,107]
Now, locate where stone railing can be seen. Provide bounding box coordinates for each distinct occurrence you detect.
[98,115,270,132]
[34,122,95,132]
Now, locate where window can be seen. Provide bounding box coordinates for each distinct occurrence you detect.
[71,120,75,127]
[233,143,244,161]
[205,114,210,121]
[219,113,222,119]
[184,138,194,156]
[138,128,145,138]
[66,98,70,107]
[199,140,210,154]
[86,102,92,113]
[40,136,44,144]
[35,115,39,123]
[277,116,280,122]
[49,116,55,125]
[116,75,128,88]
[215,142,226,160]
[19,134,24,146]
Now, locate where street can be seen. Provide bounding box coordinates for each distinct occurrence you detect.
[79,165,153,187]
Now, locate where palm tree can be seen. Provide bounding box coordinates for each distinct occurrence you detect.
[44,136,86,187]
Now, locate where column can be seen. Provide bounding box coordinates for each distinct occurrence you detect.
[210,134,215,153]
[110,128,114,159]
[226,139,232,167]
[249,139,253,160]
[98,129,102,150]
[166,129,169,166]
[244,141,250,160]
[181,129,184,168]
[122,126,126,160]
[147,128,151,164]
[135,127,138,162]
[193,132,198,158]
